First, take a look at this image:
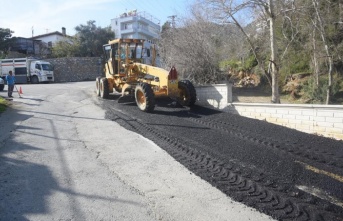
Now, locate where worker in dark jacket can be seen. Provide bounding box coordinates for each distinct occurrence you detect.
[6,71,15,98]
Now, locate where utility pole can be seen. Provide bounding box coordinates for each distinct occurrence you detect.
[168,15,177,28]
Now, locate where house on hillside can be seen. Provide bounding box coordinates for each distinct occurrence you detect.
[31,27,70,48]
[111,10,160,42]
[7,27,71,58]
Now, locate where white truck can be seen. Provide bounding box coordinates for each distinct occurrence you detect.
[0,58,54,90]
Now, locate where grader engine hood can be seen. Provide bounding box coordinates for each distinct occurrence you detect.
[132,63,179,98]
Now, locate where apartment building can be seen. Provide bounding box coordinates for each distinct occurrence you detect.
[111,10,161,42]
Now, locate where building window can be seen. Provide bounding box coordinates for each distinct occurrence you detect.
[48,41,52,48]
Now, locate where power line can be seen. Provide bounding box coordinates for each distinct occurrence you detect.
[168,15,177,28]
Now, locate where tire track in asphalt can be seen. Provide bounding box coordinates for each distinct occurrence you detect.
[186,115,343,172]
[100,101,343,221]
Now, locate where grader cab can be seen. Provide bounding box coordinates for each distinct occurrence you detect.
[96,38,196,112]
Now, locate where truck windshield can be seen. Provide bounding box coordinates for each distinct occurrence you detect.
[41,64,53,71]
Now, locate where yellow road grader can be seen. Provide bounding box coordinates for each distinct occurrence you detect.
[96,38,196,112]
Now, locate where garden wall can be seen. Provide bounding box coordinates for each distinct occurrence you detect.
[46,57,101,82]
[194,83,343,140]
[226,103,343,140]
[195,83,232,109]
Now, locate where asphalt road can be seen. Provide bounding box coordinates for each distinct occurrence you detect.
[96,83,343,220]
[0,82,275,221]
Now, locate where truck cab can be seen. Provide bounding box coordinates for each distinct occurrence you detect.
[29,60,54,83]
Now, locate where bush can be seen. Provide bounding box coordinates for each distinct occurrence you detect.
[302,75,340,103]
[0,97,8,113]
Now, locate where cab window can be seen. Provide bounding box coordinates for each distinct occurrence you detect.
[35,64,41,70]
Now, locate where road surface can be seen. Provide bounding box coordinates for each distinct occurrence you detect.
[0,82,275,221]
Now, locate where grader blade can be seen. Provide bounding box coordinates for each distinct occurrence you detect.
[118,95,135,103]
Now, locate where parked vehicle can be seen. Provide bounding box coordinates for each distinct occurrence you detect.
[96,38,197,112]
[0,58,54,84]
[0,77,4,91]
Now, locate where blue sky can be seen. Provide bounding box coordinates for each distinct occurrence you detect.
[0,0,194,38]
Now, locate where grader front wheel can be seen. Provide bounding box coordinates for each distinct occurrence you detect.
[135,83,155,112]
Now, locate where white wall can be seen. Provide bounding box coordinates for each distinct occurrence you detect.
[195,83,232,109]
[226,103,343,140]
[195,84,343,140]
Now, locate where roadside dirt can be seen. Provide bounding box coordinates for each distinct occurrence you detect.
[232,86,343,104]
[232,87,290,103]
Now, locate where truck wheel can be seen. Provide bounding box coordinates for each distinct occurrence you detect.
[135,83,155,112]
[95,77,101,96]
[178,80,196,106]
[100,78,109,98]
[31,76,39,84]
[0,84,4,91]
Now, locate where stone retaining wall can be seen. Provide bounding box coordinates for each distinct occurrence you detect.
[46,57,101,82]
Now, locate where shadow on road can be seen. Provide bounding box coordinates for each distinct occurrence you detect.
[0,107,56,220]
[0,106,143,220]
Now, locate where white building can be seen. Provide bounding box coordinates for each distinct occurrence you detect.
[111,10,160,42]
[31,27,70,48]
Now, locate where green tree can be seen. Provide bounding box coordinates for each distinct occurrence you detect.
[51,21,114,58]
[52,36,81,58]
[196,0,282,103]
[75,20,114,57]
[0,28,15,58]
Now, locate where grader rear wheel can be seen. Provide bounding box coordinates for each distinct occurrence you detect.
[100,78,109,98]
[95,76,101,96]
[135,83,155,112]
[178,80,196,106]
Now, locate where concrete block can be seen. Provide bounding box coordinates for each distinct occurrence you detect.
[289,110,302,115]
[316,122,334,127]
[276,109,289,114]
[254,108,266,113]
[283,115,296,119]
[302,110,315,116]
[326,117,340,123]
[276,118,289,124]
[316,111,334,117]
[334,122,343,129]
[313,116,325,122]
[265,117,278,122]
[272,113,283,119]
[287,119,300,124]
[334,112,343,118]
[255,116,267,121]
[296,124,310,130]
[296,115,310,121]
[313,126,327,133]
[266,109,277,114]
[325,127,343,134]
[260,113,271,118]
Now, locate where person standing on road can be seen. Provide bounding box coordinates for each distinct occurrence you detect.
[6,71,15,98]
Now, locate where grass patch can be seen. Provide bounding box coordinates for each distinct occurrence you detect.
[0,97,8,113]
